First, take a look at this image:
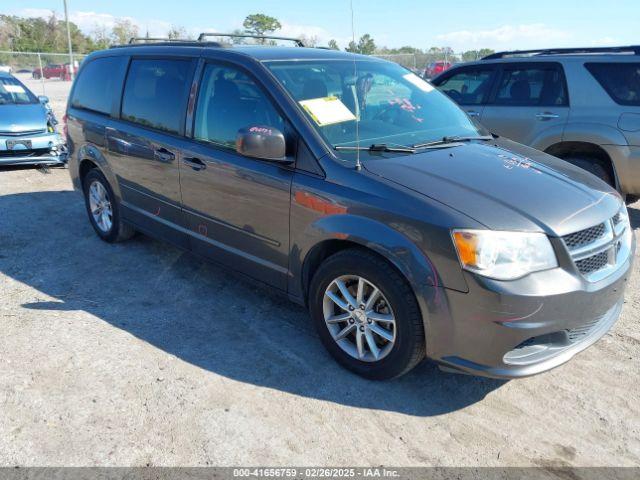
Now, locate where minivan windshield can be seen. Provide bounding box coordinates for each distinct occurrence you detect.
[0,76,37,105]
[266,59,483,155]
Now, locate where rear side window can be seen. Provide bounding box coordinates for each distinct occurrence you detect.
[586,63,640,106]
[493,66,567,106]
[121,58,193,134]
[71,56,127,114]
[435,67,494,105]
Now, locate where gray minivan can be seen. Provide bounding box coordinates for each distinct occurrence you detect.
[66,36,635,380]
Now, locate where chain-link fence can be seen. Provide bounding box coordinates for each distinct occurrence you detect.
[372,51,487,78]
[0,51,86,96]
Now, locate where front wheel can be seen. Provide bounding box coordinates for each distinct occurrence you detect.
[82,168,135,243]
[309,249,426,380]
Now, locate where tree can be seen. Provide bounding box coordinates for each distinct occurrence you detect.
[242,13,281,43]
[111,18,138,45]
[357,34,376,55]
[477,48,495,59]
[91,24,111,50]
[327,39,339,50]
[345,34,376,55]
[299,34,318,47]
[167,25,187,40]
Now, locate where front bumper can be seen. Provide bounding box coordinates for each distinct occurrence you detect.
[0,132,68,166]
[424,237,635,379]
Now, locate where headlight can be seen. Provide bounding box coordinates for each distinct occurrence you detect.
[452,229,558,280]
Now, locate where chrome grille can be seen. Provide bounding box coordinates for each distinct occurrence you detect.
[562,208,631,282]
[575,251,608,275]
[563,223,606,249]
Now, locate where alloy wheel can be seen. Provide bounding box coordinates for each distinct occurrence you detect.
[322,275,396,362]
[88,180,113,233]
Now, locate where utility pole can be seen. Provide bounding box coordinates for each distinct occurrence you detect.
[63,0,74,81]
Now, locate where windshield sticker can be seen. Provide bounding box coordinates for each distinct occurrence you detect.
[299,96,356,126]
[403,73,434,92]
[3,84,26,94]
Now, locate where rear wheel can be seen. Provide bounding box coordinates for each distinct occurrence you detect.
[309,249,425,380]
[563,155,614,187]
[82,168,135,243]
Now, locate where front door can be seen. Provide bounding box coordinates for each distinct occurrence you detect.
[179,61,293,290]
[434,64,496,120]
[480,63,569,145]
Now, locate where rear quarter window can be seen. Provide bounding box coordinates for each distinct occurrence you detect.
[71,56,128,115]
[586,63,640,106]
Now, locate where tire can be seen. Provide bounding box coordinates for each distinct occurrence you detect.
[309,248,426,380]
[626,194,639,206]
[563,156,614,187]
[82,168,135,243]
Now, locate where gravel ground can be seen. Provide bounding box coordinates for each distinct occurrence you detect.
[0,74,639,468]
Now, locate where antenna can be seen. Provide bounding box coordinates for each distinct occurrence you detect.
[350,0,362,171]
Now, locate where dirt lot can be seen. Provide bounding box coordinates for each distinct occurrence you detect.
[0,75,639,468]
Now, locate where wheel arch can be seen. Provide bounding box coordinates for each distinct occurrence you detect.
[76,144,122,200]
[544,141,619,189]
[295,215,442,335]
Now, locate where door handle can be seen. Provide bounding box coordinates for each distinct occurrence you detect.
[536,112,560,121]
[183,157,207,171]
[467,110,480,117]
[154,148,175,163]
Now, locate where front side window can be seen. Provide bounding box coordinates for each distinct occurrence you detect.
[586,62,640,106]
[436,68,494,105]
[266,59,482,154]
[121,58,193,134]
[194,63,284,149]
[71,56,127,114]
[493,66,567,106]
[0,76,37,105]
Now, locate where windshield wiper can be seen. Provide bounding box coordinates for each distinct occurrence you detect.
[334,143,416,153]
[412,135,493,149]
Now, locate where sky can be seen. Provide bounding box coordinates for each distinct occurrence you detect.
[8,0,640,52]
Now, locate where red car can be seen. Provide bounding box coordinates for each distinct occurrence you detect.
[32,63,78,80]
[423,61,452,79]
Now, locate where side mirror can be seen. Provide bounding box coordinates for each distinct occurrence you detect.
[38,95,49,104]
[236,126,289,162]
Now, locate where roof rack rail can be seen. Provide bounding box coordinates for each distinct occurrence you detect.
[483,45,640,60]
[128,37,193,44]
[110,37,224,49]
[197,32,305,47]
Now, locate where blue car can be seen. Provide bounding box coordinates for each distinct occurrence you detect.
[0,71,67,166]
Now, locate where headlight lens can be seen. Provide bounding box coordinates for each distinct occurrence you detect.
[452,229,558,280]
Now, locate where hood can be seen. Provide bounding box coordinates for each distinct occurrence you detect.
[364,138,622,236]
[0,103,48,133]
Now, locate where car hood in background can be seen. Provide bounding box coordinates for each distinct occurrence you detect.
[0,103,48,134]
[363,137,622,236]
